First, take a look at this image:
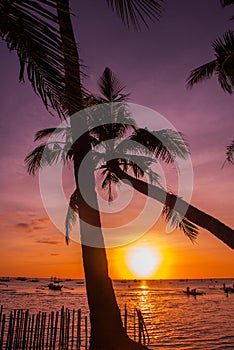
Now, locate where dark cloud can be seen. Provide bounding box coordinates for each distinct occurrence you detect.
[17,223,30,229]
[15,217,50,233]
[50,253,60,256]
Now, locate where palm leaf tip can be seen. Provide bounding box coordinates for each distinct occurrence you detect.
[34,127,68,141]
[65,190,79,244]
[186,61,217,88]
[179,218,199,243]
[98,67,129,102]
[162,205,199,242]
[24,144,47,175]
[106,0,162,30]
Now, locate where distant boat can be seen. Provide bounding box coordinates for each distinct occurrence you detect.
[223,283,234,294]
[29,278,39,283]
[15,277,27,281]
[48,277,63,291]
[183,287,205,296]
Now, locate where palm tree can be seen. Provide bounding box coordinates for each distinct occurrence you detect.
[187,2,234,165]
[1,2,234,349]
[0,1,163,349]
[26,67,199,241]
[26,67,234,252]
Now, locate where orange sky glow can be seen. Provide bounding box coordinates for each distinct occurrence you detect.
[0,0,234,280]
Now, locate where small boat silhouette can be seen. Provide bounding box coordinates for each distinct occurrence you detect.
[48,277,63,290]
[183,287,205,296]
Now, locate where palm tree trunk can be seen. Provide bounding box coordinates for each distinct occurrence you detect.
[56,1,148,348]
[112,166,234,249]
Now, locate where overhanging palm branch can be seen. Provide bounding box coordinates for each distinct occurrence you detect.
[0,0,86,117]
[106,0,162,29]
[187,30,234,94]
[0,0,64,116]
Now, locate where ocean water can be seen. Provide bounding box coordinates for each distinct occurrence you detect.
[0,278,234,349]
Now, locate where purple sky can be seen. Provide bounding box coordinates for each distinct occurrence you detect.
[0,0,233,278]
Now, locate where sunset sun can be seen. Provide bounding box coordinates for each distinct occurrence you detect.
[127,247,162,278]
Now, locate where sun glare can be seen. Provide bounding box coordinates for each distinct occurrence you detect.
[127,247,162,278]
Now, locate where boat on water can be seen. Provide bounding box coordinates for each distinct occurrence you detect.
[223,283,234,294]
[183,287,205,296]
[48,277,63,291]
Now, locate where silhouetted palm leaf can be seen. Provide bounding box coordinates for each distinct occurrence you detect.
[0,0,65,116]
[65,189,79,245]
[34,127,70,141]
[101,169,120,202]
[226,140,234,164]
[0,0,86,117]
[106,0,162,29]
[179,218,199,243]
[186,61,216,88]
[98,67,130,102]
[162,205,199,242]
[25,141,70,175]
[129,128,188,162]
[187,31,234,94]
[25,144,47,175]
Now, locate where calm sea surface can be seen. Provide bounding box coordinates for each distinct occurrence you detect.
[1,278,234,349]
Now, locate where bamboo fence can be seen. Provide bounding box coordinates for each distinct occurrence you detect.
[0,305,149,349]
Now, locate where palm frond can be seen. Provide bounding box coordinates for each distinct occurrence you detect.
[101,170,119,202]
[0,0,85,117]
[117,154,155,179]
[65,190,79,245]
[162,205,199,242]
[34,127,70,141]
[212,30,234,58]
[179,218,199,242]
[145,168,161,185]
[24,141,68,175]
[217,68,233,93]
[186,61,217,88]
[98,67,130,102]
[0,0,66,116]
[226,140,234,164]
[129,128,188,163]
[106,0,162,30]
[25,144,46,175]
